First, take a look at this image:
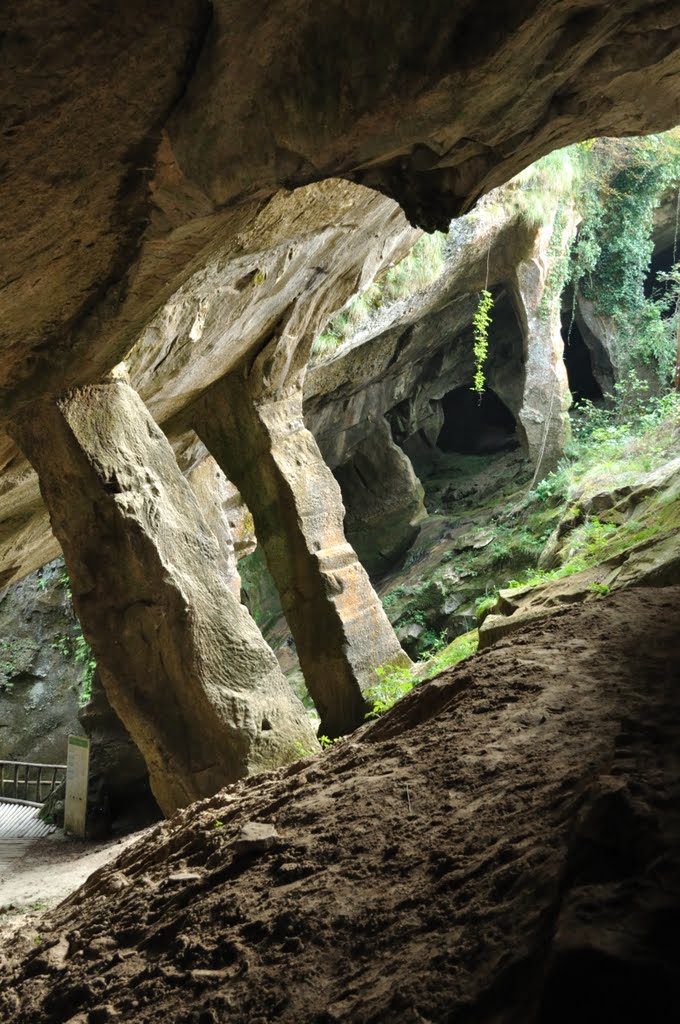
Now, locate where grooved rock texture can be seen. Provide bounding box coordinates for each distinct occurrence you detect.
[2,1,680,582]
[0,181,414,588]
[196,381,409,738]
[512,205,576,475]
[333,417,426,576]
[1,586,678,1023]
[10,379,318,814]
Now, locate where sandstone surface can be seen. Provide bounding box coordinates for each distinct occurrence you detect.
[3,1,680,582]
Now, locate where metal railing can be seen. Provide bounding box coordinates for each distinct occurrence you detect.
[0,760,67,807]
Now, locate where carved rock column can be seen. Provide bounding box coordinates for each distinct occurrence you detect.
[196,378,410,738]
[512,205,576,479]
[10,379,318,815]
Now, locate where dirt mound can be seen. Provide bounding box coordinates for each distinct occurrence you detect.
[2,587,679,1024]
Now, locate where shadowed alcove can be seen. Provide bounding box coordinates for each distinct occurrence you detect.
[437,386,518,455]
[563,322,604,403]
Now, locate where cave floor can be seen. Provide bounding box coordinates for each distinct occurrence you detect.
[2,585,678,1023]
[0,828,150,945]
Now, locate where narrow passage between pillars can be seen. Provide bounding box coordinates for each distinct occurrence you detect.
[195,377,410,739]
[10,377,318,815]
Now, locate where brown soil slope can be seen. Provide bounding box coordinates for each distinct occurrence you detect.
[2,587,679,1024]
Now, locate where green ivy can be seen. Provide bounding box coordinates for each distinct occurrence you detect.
[571,135,680,383]
[471,289,494,395]
[51,626,96,706]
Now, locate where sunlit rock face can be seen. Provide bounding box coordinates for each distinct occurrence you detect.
[2,0,680,582]
[0,183,415,586]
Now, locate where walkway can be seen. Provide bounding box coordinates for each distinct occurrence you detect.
[0,801,56,841]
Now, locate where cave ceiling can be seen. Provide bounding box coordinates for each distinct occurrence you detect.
[1,0,680,583]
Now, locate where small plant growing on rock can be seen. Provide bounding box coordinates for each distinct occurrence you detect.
[318,735,343,750]
[365,663,416,718]
[475,593,499,624]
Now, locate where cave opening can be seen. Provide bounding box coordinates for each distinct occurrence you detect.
[437,386,518,455]
[645,242,676,300]
[562,321,603,403]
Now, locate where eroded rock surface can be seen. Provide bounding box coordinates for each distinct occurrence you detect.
[480,455,680,647]
[11,379,318,813]
[197,380,409,737]
[0,559,84,763]
[3,2,680,583]
[1,586,678,1023]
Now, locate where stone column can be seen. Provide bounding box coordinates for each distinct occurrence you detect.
[185,454,242,599]
[195,378,410,738]
[10,379,318,815]
[511,206,576,480]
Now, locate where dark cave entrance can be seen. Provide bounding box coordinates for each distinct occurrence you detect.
[645,242,676,300]
[562,320,603,404]
[437,386,518,455]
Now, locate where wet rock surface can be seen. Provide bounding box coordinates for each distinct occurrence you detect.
[1,586,678,1023]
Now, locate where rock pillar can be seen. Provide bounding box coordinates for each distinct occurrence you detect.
[185,454,243,600]
[195,379,410,738]
[512,206,576,479]
[10,379,318,815]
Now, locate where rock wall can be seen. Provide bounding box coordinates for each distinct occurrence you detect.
[3,2,680,585]
[302,197,572,565]
[0,559,84,764]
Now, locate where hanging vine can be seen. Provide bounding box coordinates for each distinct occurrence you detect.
[471,288,494,396]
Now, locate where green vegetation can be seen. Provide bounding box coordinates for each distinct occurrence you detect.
[51,627,96,706]
[505,146,581,227]
[365,661,417,718]
[419,630,479,680]
[364,629,479,719]
[475,593,499,624]
[293,735,343,759]
[374,378,678,722]
[548,134,680,382]
[495,131,680,381]
[507,384,680,590]
[312,231,447,361]
[573,136,680,383]
[318,734,343,750]
[472,289,494,395]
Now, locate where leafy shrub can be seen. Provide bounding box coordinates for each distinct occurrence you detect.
[364,663,416,718]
